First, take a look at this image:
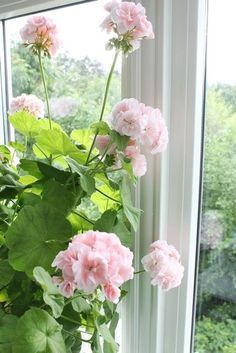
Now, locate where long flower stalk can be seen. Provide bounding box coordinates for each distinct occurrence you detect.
[85,50,120,165]
[38,48,52,129]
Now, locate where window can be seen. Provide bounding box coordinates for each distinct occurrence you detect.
[193,1,236,352]
[0,1,209,352]
[4,0,121,142]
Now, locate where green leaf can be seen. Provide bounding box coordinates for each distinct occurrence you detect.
[33,266,64,318]
[0,260,14,287]
[71,296,91,313]
[0,145,11,161]
[65,157,88,176]
[109,131,129,151]
[80,174,95,195]
[37,161,71,183]
[35,129,86,164]
[6,203,72,276]
[91,122,110,135]
[12,308,66,353]
[112,219,132,247]
[71,129,93,150]
[91,185,121,213]
[0,312,18,353]
[103,312,119,353]
[120,176,141,231]
[19,159,43,179]
[95,316,118,353]
[9,111,40,138]
[9,142,26,153]
[42,179,76,215]
[67,213,92,233]
[38,118,63,131]
[18,175,38,186]
[94,210,117,233]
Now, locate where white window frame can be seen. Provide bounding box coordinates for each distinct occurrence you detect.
[0,0,207,352]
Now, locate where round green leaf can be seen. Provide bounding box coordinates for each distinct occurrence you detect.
[12,308,66,353]
[6,203,72,276]
[0,260,14,287]
[0,311,18,353]
[33,266,64,318]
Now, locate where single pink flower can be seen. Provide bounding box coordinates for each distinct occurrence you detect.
[52,246,78,281]
[140,106,168,154]
[9,94,44,118]
[103,282,120,303]
[52,276,75,298]
[141,240,184,291]
[95,135,116,155]
[131,153,147,177]
[109,98,147,139]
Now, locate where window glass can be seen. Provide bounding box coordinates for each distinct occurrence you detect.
[5,0,121,136]
[194,1,236,352]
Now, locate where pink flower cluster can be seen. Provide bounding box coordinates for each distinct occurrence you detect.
[141,240,184,291]
[9,94,44,118]
[110,99,168,154]
[95,98,168,177]
[101,1,154,51]
[20,15,60,56]
[52,230,134,303]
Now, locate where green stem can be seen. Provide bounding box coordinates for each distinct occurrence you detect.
[99,50,119,122]
[95,188,121,204]
[62,329,92,343]
[134,270,145,275]
[38,48,52,129]
[72,210,95,225]
[85,50,120,165]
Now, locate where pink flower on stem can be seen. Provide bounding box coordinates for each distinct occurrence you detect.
[52,230,134,302]
[141,240,184,291]
[9,94,44,118]
[20,15,60,56]
[109,98,147,139]
[101,1,154,52]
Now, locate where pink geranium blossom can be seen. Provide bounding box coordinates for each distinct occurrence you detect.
[124,143,147,176]
[109,98,147,139]
[9,94,44,118]
[140,106,169,154]
[101,1,154,52]
[52,230,134,302]
[141,240,184,291]
[20,15,60,56]
[94,135,116,155]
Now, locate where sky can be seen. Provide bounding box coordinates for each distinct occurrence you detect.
[207,0,236,84]
[5,0,236,85]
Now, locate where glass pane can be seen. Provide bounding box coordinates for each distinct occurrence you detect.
[5,0,121,137]
[194,1,236,352]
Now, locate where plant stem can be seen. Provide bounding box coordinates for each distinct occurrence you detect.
[99,50,119,122]
[38,48,52,129]
[134,270,145,275]
[72,209,95,225]
[62,329,92,343]
[85,50,120,165]
[95,187,121,204]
